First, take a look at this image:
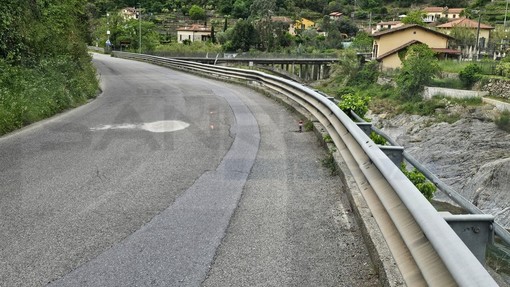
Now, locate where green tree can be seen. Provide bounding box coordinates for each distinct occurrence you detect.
[397,44,439,100]
[449,26,476,47]
[232,0,251,19]
[351,31,373,52]
[189,5,206,21]
[229,20,258,51]
[92,10,160,52]
[250,0,276,18]
[401,10,426,26]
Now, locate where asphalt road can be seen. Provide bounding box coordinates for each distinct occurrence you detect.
[0,54,380,286]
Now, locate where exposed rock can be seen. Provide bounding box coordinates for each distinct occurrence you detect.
[369,107,510,229]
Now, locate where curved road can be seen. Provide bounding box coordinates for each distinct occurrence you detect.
[0,54,379,286]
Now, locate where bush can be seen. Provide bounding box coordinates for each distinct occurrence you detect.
[496,62,510,78]
[459,64,482,88]
[323,134,333,143]
[0,56,98,136]
[495,110,510,132]
[400,163,437,201]
[398,98,446,116]
[370,131,388,145]
[338,92,371,118]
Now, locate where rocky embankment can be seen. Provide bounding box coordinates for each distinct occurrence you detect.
[369,104,510,229]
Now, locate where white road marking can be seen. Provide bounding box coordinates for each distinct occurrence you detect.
[90,120,190,133]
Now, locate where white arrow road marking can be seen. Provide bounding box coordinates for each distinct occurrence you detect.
[90,120,190,133]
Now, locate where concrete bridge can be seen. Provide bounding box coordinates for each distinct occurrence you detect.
[168,56,338,81]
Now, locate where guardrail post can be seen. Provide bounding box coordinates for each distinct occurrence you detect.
[440,212,494,265]
[378,146,404,166]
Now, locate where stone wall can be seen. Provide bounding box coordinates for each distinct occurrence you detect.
[423,86,488,99]
[481,78,510,100]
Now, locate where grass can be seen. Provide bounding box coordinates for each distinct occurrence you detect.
[486,96,510,104]
[437,60,473,74]
[437,60,497,75]
[0,56,99,136]
[321,151,338,176]
[304,120,314,132]
[430,77,464,89]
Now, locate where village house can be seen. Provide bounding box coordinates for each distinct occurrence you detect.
[371,24,457,70]
[422,6,464,23]
[293,18,315,31]
[176,24,211,43]
[436,17,494,48]
[271,16,295,35]
[120,7,138,20]
[329,12,343,21]
[371,21,404,34]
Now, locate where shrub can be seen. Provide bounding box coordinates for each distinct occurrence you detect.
[323,134,333,143]
[321,151,338,175]
[338,92,371,118]
[304,120,314,131]
[496,62,510,78]
[370,131,388,145]
[459,63,482,88]
[400,163,437,201]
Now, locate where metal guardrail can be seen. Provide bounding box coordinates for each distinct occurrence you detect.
[111,51,499,286]
[350,111,510,247]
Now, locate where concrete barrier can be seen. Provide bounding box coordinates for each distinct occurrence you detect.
[423,86,489,100]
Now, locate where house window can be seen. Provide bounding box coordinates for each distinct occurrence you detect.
[179,35,182,41]
[373,44,379,58]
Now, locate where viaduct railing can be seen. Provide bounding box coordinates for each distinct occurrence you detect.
[160,56,337,81]
[112,51,499,286]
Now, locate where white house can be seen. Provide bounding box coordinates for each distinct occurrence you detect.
[176,24,212,43]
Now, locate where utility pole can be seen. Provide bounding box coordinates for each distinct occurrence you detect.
[505,0,510,50]
[138,3,142,54]
[505,0,509,28]
[475,10,481,61]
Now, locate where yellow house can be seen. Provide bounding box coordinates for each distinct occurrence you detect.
[436,17,494,48]
[293,18,315,31]
[371,24,456,70]
[422,7,464,23]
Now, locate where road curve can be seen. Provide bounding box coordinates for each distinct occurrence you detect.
[0,54,379,286]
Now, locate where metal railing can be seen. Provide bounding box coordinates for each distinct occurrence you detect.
[349,110,510,247]
[111,51,499,286]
